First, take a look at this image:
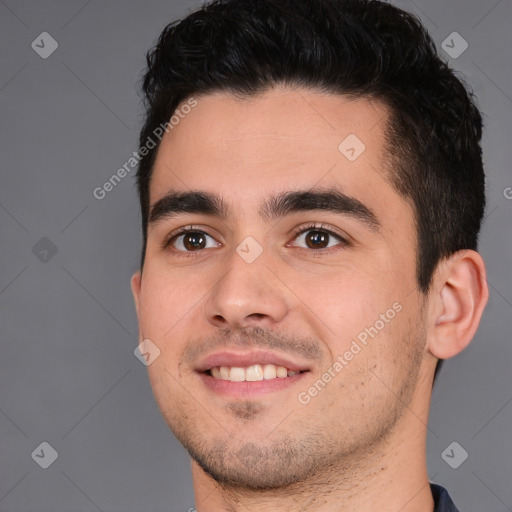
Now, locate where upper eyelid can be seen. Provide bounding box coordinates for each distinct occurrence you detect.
[167,223,345,239]
[162,224,218,245]
[290,223,349,242]
[163,223,348,251]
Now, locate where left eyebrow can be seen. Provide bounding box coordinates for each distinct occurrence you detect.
[261,187,382,233]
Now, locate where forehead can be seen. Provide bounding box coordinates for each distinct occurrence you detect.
[150,86,412,233]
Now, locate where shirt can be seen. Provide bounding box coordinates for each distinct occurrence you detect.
[431,483,460,512]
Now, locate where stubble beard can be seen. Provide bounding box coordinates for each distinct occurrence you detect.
[160,316,426,492]
[167,358,424,491]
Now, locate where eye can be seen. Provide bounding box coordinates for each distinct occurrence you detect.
[166,229,220,252]
[290,225,347,250]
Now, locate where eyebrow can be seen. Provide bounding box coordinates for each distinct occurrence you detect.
[262,188,381,232]
[149,187,381,233]
[149,190,228,223]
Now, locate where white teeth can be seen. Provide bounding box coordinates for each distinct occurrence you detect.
[245,364,263,381]
[263,364,277,380]
[229,367,245,382]
[209,363,302,382]
[276,366,288,378]
[219,366,230,379]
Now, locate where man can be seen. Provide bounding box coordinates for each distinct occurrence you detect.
[130,0,489,510]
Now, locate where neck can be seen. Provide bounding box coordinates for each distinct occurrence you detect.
[190,403,435,512]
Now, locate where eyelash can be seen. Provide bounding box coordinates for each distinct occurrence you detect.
[288,223,349,253]
[162,223,349,256]
[161,225,217,254]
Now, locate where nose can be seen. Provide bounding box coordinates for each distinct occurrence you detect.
[202,249,290,330]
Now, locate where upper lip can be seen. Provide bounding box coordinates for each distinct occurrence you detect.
[195,350,312,373]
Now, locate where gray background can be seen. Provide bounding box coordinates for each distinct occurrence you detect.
[1,0,511,511]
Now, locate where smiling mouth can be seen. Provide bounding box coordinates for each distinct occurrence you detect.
[205,364,309,382]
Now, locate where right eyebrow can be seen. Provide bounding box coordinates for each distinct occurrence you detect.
[149,190,228,224]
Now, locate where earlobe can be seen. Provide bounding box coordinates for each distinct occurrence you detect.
[428,250,488,360]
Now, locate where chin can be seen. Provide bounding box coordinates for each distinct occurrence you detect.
[184,435,320,491]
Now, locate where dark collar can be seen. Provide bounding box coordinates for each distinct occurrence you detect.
[431,483,460,512]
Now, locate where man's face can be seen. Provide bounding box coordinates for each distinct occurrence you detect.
[132,86,431,489]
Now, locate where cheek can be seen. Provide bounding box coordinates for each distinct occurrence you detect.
[320,301,419,415]
[291,262,413,387]
[138,264,202,346]
[292,264,397,341]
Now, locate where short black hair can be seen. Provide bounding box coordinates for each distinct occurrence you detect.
[136,0,486,376]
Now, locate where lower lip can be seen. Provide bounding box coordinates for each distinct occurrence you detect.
[198,371,308,397]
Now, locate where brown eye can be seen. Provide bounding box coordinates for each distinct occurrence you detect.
[170,230,219,252]
[304,230,329,249]
[182,232,206,250]
[291,227,346,250]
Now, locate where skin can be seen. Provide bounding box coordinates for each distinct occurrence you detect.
[131,86,488,512]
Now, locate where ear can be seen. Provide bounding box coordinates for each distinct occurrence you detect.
[427,250,488,360]
[131,270,142,322]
